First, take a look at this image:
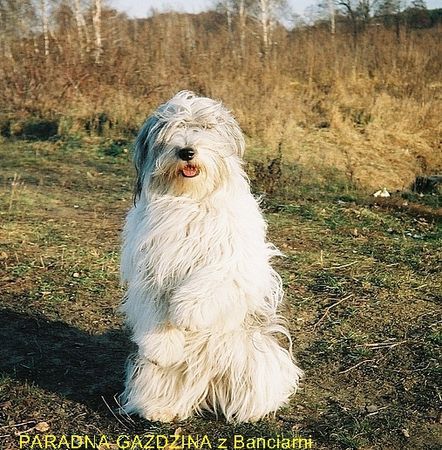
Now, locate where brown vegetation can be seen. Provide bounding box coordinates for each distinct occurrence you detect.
[0,2,441,190]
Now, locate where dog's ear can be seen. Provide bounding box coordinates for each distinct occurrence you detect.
[229,118,245,158]
[133,115,163,203]
[222,113,245,159]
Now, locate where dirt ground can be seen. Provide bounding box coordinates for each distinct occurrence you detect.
[0,138,440,449]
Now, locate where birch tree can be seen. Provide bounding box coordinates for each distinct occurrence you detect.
[221,0,235,55]
[218,0,253,59]
[40,0,50,57]
[238,0,247,58]
[252,0,288,58]
[73,0,90,59]
[327,0,336,34]
[92,0,102,63]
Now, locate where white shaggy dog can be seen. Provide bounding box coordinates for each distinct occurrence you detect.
[120,91,302,423]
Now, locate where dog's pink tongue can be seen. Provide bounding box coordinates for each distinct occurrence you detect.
[183,166,198,177]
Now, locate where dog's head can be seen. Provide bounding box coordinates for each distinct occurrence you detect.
[133,91,245,201]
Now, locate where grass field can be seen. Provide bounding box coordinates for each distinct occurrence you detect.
[0,137,440,450]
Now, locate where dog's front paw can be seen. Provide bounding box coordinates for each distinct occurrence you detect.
[169,298,214,331]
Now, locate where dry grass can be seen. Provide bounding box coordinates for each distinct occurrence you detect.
[0,12,441,190]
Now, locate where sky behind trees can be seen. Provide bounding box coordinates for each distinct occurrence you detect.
[110,0,441,18]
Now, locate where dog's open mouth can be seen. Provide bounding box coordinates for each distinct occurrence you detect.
[181,165,199,178]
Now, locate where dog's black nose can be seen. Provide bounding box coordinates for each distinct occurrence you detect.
[178,148,195,161]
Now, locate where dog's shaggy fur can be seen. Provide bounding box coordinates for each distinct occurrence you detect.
[120,91,303,423]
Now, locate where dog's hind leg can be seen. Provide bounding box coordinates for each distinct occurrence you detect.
[121,355,189,422]
[211,330,303,422]
[121,331,214,422]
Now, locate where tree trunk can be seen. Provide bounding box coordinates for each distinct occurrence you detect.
[73,0,90,59]
[239,0,246,59]
[259,0,270,57]
[93,0,103,64]
[225,1,235,56]
[327,0,336,35]
[339,1,358,49]
[41,0,49,57]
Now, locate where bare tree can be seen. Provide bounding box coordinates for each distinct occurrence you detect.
[375,0,402,15]
[312,1,377,40]
[92,0,102,63]
[410,0,426,7]
[217,0,252,59]
[259,0,271,56]
[73,0,90,59]
[337,1,359,46]
[40,0,50,57]
[357,0,372,23]
[221,0,236,56]
[217,0,285,58]
[238,0,247,58]
[375,0,404,39]
[327,0,336,34]
[249,0,288,58]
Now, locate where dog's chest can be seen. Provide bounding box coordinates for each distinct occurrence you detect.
[135,198,234,285]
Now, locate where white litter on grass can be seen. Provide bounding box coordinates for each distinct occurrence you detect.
[373,188,390,197]
[405,232,424,239]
